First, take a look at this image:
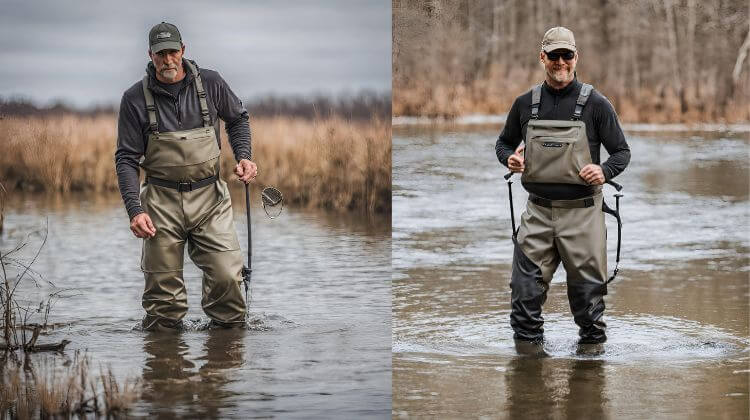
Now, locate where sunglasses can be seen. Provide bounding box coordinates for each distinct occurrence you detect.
[545,50,575,61]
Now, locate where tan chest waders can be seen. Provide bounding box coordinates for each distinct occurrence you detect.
[139,61,246,330]
[505,83,620,343]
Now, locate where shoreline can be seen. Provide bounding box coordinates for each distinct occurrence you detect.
[392,114,750,133]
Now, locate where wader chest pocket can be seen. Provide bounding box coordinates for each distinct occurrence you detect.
[523,137,589,185]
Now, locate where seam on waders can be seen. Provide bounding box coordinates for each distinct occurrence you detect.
[140,268,184,274]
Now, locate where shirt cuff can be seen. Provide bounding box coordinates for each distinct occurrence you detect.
[127,205,144,221]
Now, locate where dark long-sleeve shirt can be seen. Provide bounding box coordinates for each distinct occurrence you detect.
[495,78,630,199]
[115,58,251,220]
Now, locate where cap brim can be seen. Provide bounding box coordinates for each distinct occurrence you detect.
[542,42,576,53]
[151,41,182,53]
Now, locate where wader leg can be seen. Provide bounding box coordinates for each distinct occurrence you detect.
[188,246,246,326]
[186,181,246,327]
[556,195,608,342]
[511,202,561,341]
[140,185,189,331]
[141,241,189,330]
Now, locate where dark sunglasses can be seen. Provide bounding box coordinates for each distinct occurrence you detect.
[545,50,575,61]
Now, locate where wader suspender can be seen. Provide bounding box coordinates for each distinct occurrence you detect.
[141,61,212,134]
[505,83,624,283]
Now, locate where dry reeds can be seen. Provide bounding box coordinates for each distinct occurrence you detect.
[1,352,140,418]
[0,115,117,193]
[0,115,391,214]
[220,116,391,213]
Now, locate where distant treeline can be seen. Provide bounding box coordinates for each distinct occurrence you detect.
[0,91,391,121]
[245,92,391,120]
[394,0,750,122]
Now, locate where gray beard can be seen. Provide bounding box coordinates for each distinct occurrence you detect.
[550,69,573,83]
[160,69,178,81]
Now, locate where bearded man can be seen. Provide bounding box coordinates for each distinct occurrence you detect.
[495,27,631,344]
[115,22,257,330]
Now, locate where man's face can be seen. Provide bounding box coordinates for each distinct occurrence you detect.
[541,49,577,85]
[149,46,185,82]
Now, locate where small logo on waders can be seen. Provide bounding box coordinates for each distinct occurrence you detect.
[541,142,563,148]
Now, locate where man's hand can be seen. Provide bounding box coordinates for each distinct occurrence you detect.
[579,164,605,185]
[508,144,525,173]
[131,213,156,238]
[234,159,258,184]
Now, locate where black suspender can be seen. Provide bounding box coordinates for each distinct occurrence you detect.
[573,83,593,120]
[529,82,593,120]
[530,84,542,119]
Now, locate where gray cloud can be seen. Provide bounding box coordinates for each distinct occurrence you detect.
[0,0,391,107]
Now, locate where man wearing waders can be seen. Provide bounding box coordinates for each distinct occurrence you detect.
[115,22,257,331]
[495,27,630,344]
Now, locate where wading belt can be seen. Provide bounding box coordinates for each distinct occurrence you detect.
[528,194,595,209]
[146,174,218,192]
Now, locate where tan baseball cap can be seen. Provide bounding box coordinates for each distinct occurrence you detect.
[541,26,576,52]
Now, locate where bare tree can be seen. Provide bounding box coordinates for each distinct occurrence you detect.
[393,0,750,122]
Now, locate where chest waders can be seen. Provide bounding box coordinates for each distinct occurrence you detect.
[139,61,246,330]
[505,83,622,344]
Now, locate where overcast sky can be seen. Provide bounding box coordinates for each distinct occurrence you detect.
[0,0,391,108]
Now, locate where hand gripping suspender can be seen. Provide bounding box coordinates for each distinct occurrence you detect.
[141,60,212,133]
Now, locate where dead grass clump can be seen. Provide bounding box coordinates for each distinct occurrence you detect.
[101,366,140,414]
[1,352,140,418]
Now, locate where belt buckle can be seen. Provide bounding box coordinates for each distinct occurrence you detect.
[177,181,192,192]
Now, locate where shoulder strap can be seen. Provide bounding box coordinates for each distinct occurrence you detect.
[530,84,542,119]
[141,76,158,133]
[184,60,212,128]
[573,83,593,120]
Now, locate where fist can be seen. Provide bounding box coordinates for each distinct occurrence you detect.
[579,164,605,185]
[130,213,156,238]
[234,159,258,184]
[508,144,525,173]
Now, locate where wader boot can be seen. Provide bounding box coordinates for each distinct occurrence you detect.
[139,61,246,331]
[510,83,607,343]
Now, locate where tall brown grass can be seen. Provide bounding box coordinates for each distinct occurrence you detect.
[0,115,391,214]
[220,116,391,213]
[1,352,140,418]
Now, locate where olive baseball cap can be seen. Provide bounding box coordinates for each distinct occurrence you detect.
[149,22,182,53]
[541,26,576,52]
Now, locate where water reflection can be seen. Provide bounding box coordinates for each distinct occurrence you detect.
[141,329,247,417]
[564,359,607,419]
[505,355,607,420]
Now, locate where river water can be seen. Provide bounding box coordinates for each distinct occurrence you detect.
[393,126,749,418]
[1,189,391,418]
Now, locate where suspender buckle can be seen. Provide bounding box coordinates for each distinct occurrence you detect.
[197,91,207,98]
